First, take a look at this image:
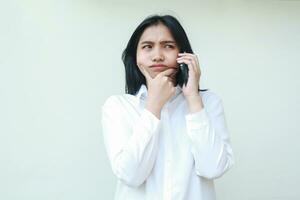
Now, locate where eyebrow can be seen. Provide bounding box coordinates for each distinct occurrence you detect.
[140,40,177,45]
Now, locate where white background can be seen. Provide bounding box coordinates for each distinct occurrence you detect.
[1,0,299,199]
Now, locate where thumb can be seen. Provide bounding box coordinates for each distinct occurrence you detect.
[159,68,177,77]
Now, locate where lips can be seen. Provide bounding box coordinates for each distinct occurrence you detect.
[149,64,178,77]
[150,64,166,72]
[151,64,167,68]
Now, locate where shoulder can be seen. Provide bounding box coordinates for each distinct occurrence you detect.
[102,94,137,110]
[102,95,122,106]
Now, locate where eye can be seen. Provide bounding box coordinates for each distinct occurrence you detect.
[142,45,152,49]
[165,44,174,49]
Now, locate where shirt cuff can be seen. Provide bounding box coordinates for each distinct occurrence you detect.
[142,108,161,130]
[185,108,210,131]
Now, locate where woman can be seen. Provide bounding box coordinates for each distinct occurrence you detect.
[101,14,234,200]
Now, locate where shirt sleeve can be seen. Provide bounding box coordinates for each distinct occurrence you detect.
[185,94,234,179]
[101,96,162,187]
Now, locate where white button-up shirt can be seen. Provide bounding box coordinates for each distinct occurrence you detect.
[101,84,234,200]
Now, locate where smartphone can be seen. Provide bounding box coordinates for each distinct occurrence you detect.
[176,62,189,87]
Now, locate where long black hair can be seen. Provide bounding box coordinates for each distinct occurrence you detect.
[122,14,207,95]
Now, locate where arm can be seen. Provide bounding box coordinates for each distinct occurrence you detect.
[185,93,234,179]
[101,96,162,187]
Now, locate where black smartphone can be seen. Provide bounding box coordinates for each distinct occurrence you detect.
[176,62,189,87]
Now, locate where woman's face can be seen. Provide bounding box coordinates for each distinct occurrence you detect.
[136,23,180,83]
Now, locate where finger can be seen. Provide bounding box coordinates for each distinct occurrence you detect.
[158,68,177,78]
[192,54,201,74]
[194,53,200,63]
[167,76,175,83]
[178,53,199,65]
[178,52,198,57]
[177,58,199,75]
[185,61,196,78]
[177,54,194,62]
[177,58,194,69]
[178,52,196,58]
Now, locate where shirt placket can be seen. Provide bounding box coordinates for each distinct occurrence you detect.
[162,103,173,200]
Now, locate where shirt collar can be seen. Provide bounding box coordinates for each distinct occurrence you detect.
[135,84,182,102]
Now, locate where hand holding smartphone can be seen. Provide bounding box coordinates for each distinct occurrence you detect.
[176,62,189,87]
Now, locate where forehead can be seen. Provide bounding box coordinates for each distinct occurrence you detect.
[139,23,175,43]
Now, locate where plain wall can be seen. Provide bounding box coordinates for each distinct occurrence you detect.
[1,0,299,199]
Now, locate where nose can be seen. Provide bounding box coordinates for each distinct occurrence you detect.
[152,48,164,62]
